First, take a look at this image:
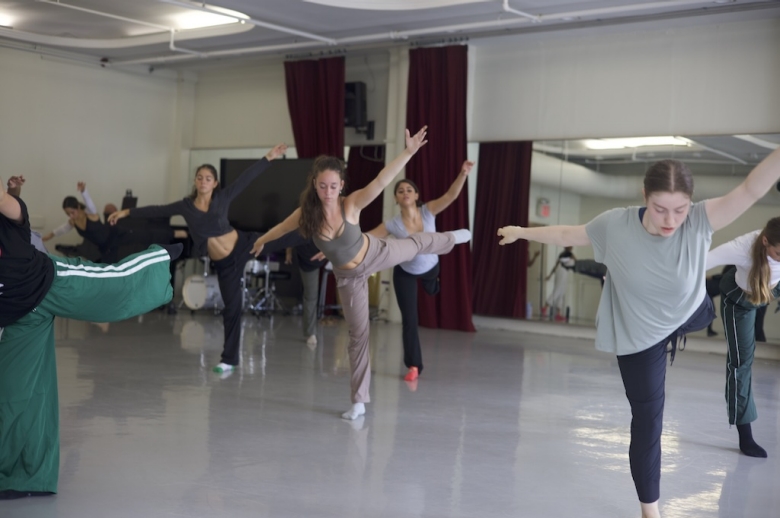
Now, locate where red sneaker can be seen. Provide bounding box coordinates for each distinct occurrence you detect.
[404,367,419,382]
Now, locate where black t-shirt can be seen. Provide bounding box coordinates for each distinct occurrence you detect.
[558,250,576,270]
[0,195,55,327]
[295,240,327,272]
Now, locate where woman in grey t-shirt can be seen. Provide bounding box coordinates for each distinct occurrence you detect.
[369,160,473,383]
[497,148,780,518]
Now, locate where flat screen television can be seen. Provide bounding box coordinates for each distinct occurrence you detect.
[219,158,314,233]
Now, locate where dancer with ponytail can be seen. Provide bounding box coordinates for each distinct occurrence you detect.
[109,144,296,374]
[707,217,780,458]
[250,127,471,420]
[498,145,780,518]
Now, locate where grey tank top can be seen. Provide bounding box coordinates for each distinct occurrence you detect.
[312,203,365,267]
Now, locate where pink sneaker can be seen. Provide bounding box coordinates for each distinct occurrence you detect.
[404,367,419,382]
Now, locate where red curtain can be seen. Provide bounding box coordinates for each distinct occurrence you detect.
[346,146,386,231]
[284,56,345,158]
[406,45,474,332]
[472,142,533,318]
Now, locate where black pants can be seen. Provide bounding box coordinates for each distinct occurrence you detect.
[616,295,714,503]
[213,231,257,366]
[393,263,440,372]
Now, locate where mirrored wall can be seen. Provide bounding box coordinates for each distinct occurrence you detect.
[524,133,780,340]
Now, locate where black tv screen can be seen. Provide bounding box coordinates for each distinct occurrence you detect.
[220,158,314,233]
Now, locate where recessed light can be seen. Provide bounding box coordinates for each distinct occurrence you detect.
[0,13,14,27]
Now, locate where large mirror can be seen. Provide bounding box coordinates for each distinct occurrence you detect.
[525,134,780,340]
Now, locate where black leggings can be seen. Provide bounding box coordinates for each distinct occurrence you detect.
[393,263,440,372]
[616,295,714,503]
[213,230,258,366]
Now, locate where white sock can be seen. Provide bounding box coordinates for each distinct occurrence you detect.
[213,362,235,373]
[448,229,472,245]
[306,335,317,346]
[341,402,366,420]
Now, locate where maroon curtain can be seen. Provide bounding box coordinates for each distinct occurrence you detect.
[472,142,533,317]
[406,46,474,332]
[346,145,386,231]
[284,56,345,158]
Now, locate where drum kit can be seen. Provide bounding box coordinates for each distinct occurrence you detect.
[181,255,286,314]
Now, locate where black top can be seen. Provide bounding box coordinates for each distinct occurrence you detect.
[295,240,327,272]
[76,217,123,261]
[129,158,271,257]
[0,196,55,327]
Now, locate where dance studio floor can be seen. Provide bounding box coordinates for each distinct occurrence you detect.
[3,312,780,518]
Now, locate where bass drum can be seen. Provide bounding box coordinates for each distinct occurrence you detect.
[182,275,224,310]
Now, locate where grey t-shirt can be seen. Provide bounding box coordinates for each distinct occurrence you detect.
[384,204,438,275]
[585,201,712,355]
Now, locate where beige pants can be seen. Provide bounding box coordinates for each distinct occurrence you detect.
[335,232,456,403]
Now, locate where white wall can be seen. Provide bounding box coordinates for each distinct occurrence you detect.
[470,18,780,141]
[192,52,390,150]
[0,47,194,247]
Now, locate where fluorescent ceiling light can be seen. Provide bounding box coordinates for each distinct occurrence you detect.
[733,134,780,151]
[166,3,249,30]
[584,137,692,150]
[303,0,489,10]
[0,13,13,27]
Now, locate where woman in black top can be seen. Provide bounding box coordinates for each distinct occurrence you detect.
[0,177,176,499]
[109,144,294,374]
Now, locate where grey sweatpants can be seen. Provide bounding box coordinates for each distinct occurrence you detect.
[334,233,456,403]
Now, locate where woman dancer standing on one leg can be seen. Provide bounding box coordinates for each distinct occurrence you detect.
[544,246,576,321]
[0,178,177,499]
[706,218,780,458]
[497,146,780,518]
[251,127,471,420]
[109,144,295,374]
[368,160,473,382]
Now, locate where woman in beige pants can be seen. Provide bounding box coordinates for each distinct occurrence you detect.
[251,127,471,420]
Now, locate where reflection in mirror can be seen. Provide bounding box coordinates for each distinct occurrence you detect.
[526,134,780,341]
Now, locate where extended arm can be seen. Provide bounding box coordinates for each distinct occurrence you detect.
[706,147,780,232]
[426,160,474,216]
[527,250,541,267]
[222,144,288,202]
[0,177,22,223]
[108,200,186,225]
[347,127,428,212]
[497,225,591,247]
[79,186,98,215]
[250,208,302,257]
[42,221,75,241]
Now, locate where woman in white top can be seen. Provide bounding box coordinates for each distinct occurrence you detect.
[497,145,780,518]
[369,160,473,382]
[706,218,780,458]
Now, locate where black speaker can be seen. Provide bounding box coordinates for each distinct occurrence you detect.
[345,81,367,128]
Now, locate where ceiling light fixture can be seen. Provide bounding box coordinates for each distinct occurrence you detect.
[160,0,335,43]
[733,134,780,150]
[585,137,692,150]
[0,13,14,27]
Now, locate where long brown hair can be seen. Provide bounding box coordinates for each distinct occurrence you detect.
[298,155,346,239]
[643,160,694,198]
[747,217,780,305]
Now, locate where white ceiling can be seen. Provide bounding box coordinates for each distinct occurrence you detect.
[535,134,780,176]
[1,0,779,68]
